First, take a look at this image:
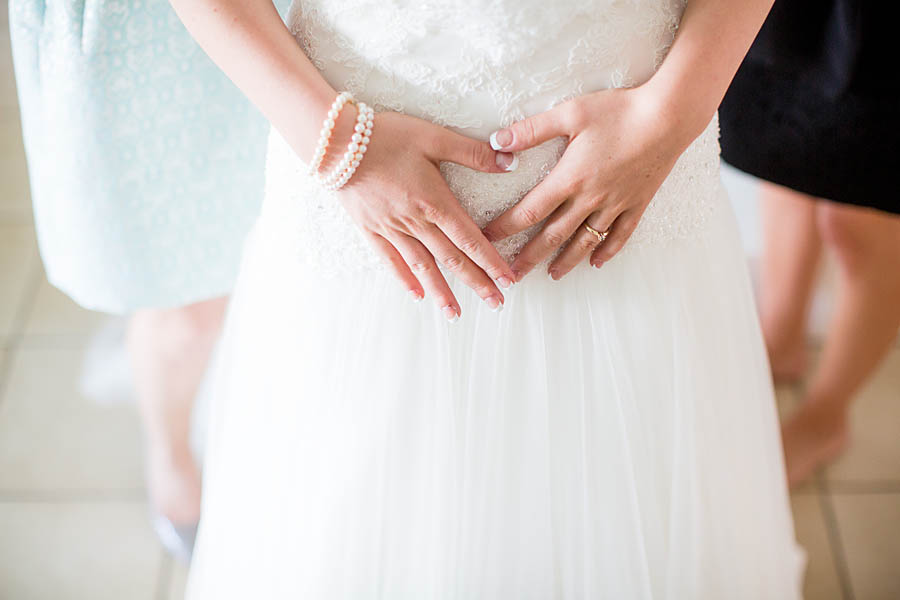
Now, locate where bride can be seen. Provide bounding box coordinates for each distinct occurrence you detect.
[173,0,804,597]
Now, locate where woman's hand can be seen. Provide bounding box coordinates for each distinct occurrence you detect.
[482,87,697,280]
[166,0,516,319]
[334,110,519,319]
[172,0,775,297]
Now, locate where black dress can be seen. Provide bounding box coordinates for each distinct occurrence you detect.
[719,0,900,214]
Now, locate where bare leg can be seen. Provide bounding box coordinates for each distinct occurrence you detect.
[782,202,900,486]
[758,181,824,382]
[127,297,228,524]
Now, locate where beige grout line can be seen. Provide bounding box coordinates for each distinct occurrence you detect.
[0,251,41,406]
[0,488,147,503]
[786,372,858,598]
[825,480,900,495]
[816,475,856,600]
[789,367,861,599]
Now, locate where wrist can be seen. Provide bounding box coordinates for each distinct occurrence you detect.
[303,91,376,190]
[278,84,340,162]
[636,74,716,150]
[317,101,363,174]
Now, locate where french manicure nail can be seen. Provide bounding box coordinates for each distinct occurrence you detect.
[491,301,504,313]
[497,276,513,289]
[485,296,501,310]
[495,152,518,172]
[442,305,459,322]
[409,289,423,302]
[489,128,514,151]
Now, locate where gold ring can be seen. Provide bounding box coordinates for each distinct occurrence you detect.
[585,223,609,243]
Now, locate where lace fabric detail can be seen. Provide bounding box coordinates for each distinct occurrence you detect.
[259,0,722,276]
[288,0,687,133]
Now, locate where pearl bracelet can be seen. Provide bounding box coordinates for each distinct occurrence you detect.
[307,91,354,178]
[320,102,375,191]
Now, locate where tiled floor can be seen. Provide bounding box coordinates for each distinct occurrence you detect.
[0,8,187,598]
[773,354,900,600]
[2,8,899,600]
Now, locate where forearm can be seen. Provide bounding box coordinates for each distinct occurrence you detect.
[169,0,336,160]
[644,0,775,142]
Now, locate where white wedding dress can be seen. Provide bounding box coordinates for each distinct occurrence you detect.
[187,0,805,598]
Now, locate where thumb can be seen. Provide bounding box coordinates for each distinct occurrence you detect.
[429,127,519,173]
[489,106,568,153]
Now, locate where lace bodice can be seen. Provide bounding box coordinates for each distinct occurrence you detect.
[261,0,722,275]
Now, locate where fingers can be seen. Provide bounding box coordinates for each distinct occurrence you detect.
[482,160,576,242]
[365,232,424,301]
[488,102,570,153]
[427,126,518,173]
[388,232,462,321]
[508,198,586,280]
[432,199,517,289]
[417,224,506,312]
[590,209,642,267]
[548,210,616,279]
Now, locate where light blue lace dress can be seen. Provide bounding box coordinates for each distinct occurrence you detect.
[8,0,288,313]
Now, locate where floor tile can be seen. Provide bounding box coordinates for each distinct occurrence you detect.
[827,349,900,483]
[0,346,144,491]
[1,28,19,110]
[23,278,110,338]
[0,223,37,338]
[0,501,160,600]
[0,109,24,164]
[0,22,28,209]
[832,493,900,600]
[791,494,844,600]
[0,140,30,220]
[0,98,30,225]
[169,560,189,600]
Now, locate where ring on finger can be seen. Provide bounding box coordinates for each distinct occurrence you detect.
[584,223,609,243]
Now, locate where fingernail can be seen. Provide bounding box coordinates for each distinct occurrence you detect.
[484,295,502,310]
[548,269,559,280]
[591,261,604,269]
[409,289,423,302]
[442,305,459,322]
[495,152,518,172]
[511,269,522,282]
[497,276,513,289]
[489,128,514,151]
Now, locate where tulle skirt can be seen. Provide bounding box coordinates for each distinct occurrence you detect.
[186,187,804,599]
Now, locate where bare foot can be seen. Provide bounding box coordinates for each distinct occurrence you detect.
[146,449,202,525]
[781,401,851,488]
[767,339,808,384]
